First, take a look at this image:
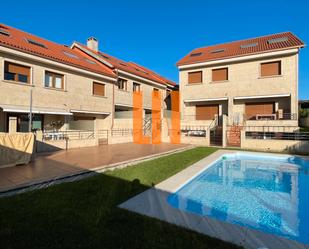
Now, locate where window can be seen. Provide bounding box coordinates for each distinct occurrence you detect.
[260,61,281,77]
[133,82,141,92]
[44,71,64,89]
[245,102,275,120]
[240,43,258,49]
[117,78,127,90]
[4,61,30,83]
[93,82,105,96]
[267,37,288,44]
[188,71,202,84]
[190,52,202,57]
[26,39,47,48]
[212,68,228,82]
[210,48,225,53]
[0,29,10,36]
[63,51,79,59]
[153,88,160,97]
[196,105,219,120]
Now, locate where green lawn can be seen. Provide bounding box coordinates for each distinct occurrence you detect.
[0,147,242,249]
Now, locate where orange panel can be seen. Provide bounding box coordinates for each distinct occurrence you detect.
[170,91,180,144]
[152,90,161,144]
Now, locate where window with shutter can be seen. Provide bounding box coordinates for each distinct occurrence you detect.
[261,61,281,77]
[212,68,228,82]
[196,105,219,120]
[188,71,202,84]
[93,82,105,96]
[4,61,30,83]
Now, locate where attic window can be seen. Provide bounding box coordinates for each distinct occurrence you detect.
[267,37,288,44]
[27,39,47,48]
[101,54,109,59]
[0,29,10,36]
[0,25,8,29]
[240,42,258,49]
[190,52,202,57]
[119,62,127,66]
[63,51,79,59]
[85,59,96,64]
[210,48,225,53]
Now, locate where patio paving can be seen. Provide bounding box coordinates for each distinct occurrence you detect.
[0,143,190,194]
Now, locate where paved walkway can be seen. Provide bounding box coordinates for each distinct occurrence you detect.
[0,143,190,193]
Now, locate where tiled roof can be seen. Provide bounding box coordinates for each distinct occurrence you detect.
[74,42,176,86]
[0,24,116,78]
[177,32,305,66]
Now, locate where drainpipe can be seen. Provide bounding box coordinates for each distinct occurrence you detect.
[29,88,33,132]
[111,69,118,130]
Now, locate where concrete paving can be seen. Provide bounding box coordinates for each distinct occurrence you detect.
[0,143,190,193]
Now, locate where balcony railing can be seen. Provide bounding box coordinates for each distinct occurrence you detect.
[245,113,297,121]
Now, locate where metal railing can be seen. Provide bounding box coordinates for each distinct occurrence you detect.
[111,129,133,137]
[246,131,309,141]
[244,125,298,133]
[43,130,95,141]
[244,113,297,121]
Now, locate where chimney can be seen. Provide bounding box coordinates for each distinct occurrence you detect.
[87,37,98,52]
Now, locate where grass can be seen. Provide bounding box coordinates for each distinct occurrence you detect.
[0,147,242,249]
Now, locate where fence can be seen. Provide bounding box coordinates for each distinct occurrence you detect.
[245,131,309,141]
[43,130,95,141]
[244,113,297,121]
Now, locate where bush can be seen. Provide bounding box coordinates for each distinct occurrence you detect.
[299,108,309,118]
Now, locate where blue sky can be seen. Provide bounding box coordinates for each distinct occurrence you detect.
[1,0,309,99]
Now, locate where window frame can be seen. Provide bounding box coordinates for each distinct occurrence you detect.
[117,78,128,91]
[3,60,32,85]
[260,61,282,78]
[92,82,106,97]
[44,70,65,90]
[211,67,229,82]
[188,71,203,84]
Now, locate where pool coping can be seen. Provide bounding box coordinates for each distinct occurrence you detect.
[119,149,308,249]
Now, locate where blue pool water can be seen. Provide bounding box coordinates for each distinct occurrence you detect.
[167,153,309,244]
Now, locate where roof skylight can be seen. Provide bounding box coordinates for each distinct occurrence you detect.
[267,37,288,44]
[63,51,79,59]
[26,38,47,48]
[85,59,96,64]
[0,29,10,36]
[240,42,258,49]
[190,52,202,57]
[210,48,225,53]
[101,54,109,59]
[119,62,127,66]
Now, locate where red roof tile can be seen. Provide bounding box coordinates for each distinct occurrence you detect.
[177,32,305,66]
[0,24,116,78]
[74,42,176,86]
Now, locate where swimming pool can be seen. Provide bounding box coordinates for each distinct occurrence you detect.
[167,153,309,244]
